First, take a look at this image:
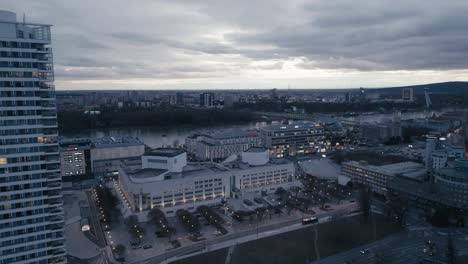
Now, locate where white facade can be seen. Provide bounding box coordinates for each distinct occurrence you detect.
[241,147,269,166]
[186,130,261,161]
[0,11,66,264]
[118,149,298,216]
[142,150,186,173]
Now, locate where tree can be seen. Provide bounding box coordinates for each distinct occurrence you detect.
[125,215,145,239]
[176,209,201,233]
[113,244,126,257]
[147,208,174,238]
[359,186,372,223]
[95,185,119,225]
[275,187,287,197]
[197,206,224,226]
[447,235,457,264]
[255,207,266,222]
[385,194,408,227]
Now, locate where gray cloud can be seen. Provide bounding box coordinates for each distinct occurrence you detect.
[2,0,468,89]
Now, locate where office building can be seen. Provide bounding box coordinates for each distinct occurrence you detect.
[118,147,297,216]
[59,138,91,181]
[59,137,145,180]
[0,11,66,264]
[260,122,325,158]
[176,92,184,106]
[360,122,402,143]
[199,92,214,107]
[402,87,414,101]
[186,130,261,161]
[342,161,426,196]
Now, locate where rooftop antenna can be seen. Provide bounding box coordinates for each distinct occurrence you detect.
[23,13,26,24]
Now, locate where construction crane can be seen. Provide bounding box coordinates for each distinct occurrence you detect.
[424,88,432,109]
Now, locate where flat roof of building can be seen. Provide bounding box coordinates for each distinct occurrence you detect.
[144,148,185,157]
[91,137,144,148]
[245,147,268,153]
[344,161,426,179]
[261,122,322,131]
[199,129,259,139]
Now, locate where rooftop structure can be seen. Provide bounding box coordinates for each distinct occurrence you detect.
[91,136,144,148]
[145,148,185,157]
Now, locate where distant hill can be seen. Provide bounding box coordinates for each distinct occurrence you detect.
[369,81,468,95]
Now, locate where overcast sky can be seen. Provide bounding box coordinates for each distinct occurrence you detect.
[3,0,468,90]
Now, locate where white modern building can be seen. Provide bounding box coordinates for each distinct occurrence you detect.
[0,10,66,264]
[186,130,261,161]
[118,147,298,216]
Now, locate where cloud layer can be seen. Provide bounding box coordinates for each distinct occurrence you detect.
[3,0,468,89]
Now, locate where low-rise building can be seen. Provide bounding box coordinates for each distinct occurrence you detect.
[118,147,298,216]
[435,158,468,210]
[60,138,92,181]
[260,122,325,158]
[342,161,426,196]
[186,130,261,161]
[360,122,402,143]
[59,136,145,180]
[90,137,145,177]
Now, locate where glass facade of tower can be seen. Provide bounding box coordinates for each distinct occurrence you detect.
[0,11,66,264]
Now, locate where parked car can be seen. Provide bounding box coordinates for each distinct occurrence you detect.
[131,245,142,250]
[243,199,253,206]
[143,245,152,249]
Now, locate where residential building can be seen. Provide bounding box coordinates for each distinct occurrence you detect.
[186,130,261,161]
[199,92,214,107]
[342,161,426,196]
[0,10,66,264]
[260,122,325,158]
[118,147,298,216]
[176,92,184,106]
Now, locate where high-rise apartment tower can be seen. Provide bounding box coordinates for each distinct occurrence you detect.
[0,10,66,264]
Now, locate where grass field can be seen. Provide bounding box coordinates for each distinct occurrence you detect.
[172,214,401,264]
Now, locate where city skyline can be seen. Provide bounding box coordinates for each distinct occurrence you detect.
[2,0,468,90]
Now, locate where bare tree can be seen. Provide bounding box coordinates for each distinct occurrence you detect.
[446,235,457,264]
[113,244,126,257]
[359,186,372,223]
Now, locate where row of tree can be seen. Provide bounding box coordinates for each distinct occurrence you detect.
[95,185,118,225]
[58,109,255,132]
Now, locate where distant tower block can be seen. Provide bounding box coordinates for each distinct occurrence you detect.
[402,87,414,101]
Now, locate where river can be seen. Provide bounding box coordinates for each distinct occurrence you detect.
[60,107,464,148]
